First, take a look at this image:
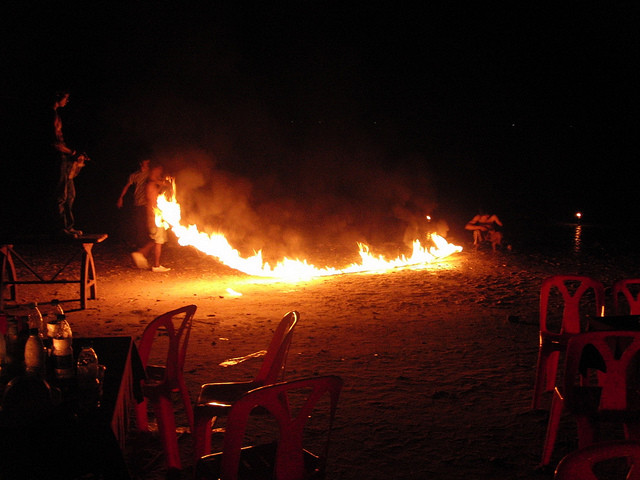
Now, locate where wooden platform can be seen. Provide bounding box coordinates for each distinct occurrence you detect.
[1,233,108,310]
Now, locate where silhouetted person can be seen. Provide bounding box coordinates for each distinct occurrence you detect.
[465,211,503,251]
[117,158,150,248]
[52,90,88,238]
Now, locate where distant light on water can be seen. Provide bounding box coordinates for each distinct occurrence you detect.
[573,212,583,254]
[573,224,582,254]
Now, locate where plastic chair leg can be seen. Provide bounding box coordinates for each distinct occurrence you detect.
[576,414,597,449]
[533,348,561,409]
[624,421,640,441]
[541,390,564,467]
[532,349,547,409]
[135,398,150,431]
[152,393,182,470]
[193,410,218,461]
[545,351,560,391]
[178,379,194,431]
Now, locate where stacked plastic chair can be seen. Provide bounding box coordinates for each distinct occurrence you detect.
[193,310,299,460]
[532,275,605,409]
[541,331,640,467]
[135,304,196,472]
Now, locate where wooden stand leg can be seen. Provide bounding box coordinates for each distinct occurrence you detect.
[1,245,18,310]
[81,243,98,310]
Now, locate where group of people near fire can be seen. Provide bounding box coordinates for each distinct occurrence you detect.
[51,90,171,272]
[51,89,505,275]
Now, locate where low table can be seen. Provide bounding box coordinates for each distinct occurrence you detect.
[1,233,108,310]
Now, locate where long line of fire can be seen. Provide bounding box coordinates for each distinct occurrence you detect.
[155,180,462,281]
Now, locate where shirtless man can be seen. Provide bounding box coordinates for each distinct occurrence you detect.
[465,211,503,251]
[130,162,171,272]
[117,158,150,248]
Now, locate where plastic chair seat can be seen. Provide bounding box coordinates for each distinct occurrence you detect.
[565,386,640,418]
[554,440,640,480]
[143,364,169,384]
[197,381,261,411]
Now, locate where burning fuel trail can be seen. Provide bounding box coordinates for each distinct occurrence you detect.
[155,179,462,281]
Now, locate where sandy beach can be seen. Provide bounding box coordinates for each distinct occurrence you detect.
[4,233,639,480]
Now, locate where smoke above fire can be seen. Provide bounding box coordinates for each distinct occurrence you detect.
[106,88,448,266]
[152,148,443,267]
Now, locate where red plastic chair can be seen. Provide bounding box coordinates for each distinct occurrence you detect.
[541,332,640,467]
[195,375,343,480]
[554,440,640,480]
[614,279,640,315]
[532,275,605,409]
[134,304,196,471]
[193,310,299,460]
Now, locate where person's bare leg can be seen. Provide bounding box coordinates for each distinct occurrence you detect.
[131,241,153,269]
[138,241,154,258]
[153,243,162,268]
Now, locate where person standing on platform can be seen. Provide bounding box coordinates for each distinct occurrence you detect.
[51,91,88,238]
[116,158,150,248]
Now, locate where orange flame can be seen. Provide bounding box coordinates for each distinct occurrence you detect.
[156,180,462,280]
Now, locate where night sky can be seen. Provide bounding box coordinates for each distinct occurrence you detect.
[2,3,639,251]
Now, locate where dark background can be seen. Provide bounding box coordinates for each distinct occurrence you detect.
[2,3,639,254]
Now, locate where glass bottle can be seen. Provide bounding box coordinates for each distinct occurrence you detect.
[42,299,64,329]
[76,345,99,380]
[77,345,100,411]
[24,327,46,377]
[51,299,64,317]
[5,317,21,365]
[51,314,74,380]
[27,302,45,339]
[0,327,6,376]
[3,317,23,378]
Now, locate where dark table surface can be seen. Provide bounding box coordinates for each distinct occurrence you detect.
[0,336,145,480]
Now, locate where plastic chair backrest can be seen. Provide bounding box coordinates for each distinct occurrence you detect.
[220,375,343,480]
[253,311,299,385]
[554,440,640,480]
[137,304,197,389]
[540,275,605,335]
[563,331,640,411]
[614,279,640,315]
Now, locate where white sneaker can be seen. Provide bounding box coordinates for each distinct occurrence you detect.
[151,265,171,273]
[131,252,149,270]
